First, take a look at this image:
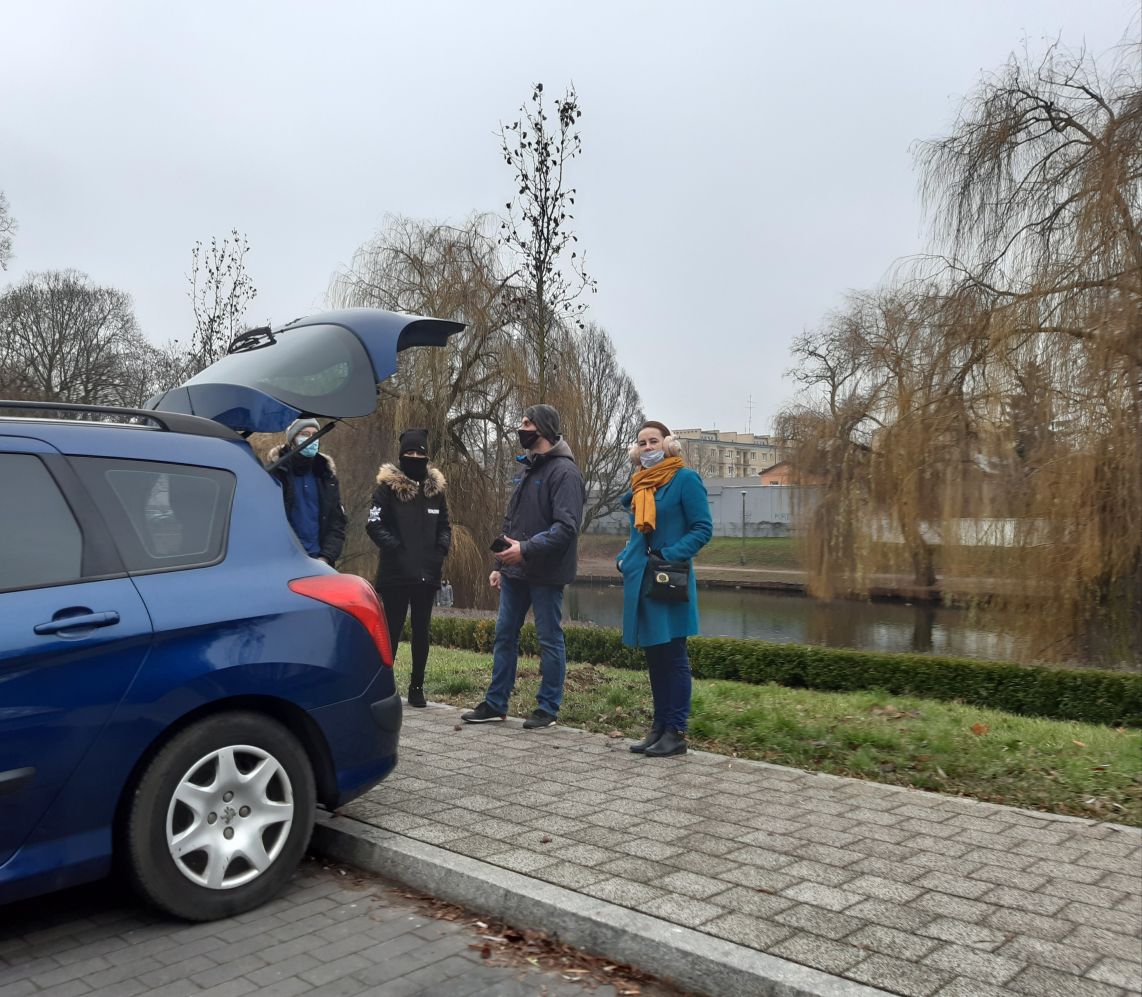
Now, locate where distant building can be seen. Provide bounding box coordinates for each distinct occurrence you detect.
[758,460,826,486]
[674,428,788,479]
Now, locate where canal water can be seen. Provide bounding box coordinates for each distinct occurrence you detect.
[564,582,1026,662]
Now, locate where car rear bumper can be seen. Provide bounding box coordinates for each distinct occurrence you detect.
[313,688,402,808]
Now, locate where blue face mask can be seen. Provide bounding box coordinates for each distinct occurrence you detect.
[639,448,666,469]
[299,438,319,458]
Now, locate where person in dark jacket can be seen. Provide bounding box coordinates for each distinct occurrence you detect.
[462,405,585,730]
[366,428,451,708]
[268,418,347,567]
[616,420,712,757]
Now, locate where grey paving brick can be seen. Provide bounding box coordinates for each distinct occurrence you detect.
[551,842,617,867]
[651,870,731,899]
[190,954,267,988]
[1064,924,1142,962]
[1041,878,1129,909]
[1025,859,1107,884]
[923,943,1024,985]
[702,912,793,949]
[850,857,926,883]
[298,952,372,986]
[245,952,321,986]
[769,934,865,975]
[931,979,1021,997]
[1060,901,1140,937]
[849,924,940,961]
[915,871,995,900]
[82,955,164,990]
[35,983,94,997]
[910,892,994,923]
[29,955,112,988]
[845,953,952,997]
[197,980,259,997]
[781,881,863,912]
[582,877,667,908]
[536,860,610,890]
[849,898,937,933]
[968,864,1049,892]
[998,935,1101,976]
[1086,955,1142,990]
[917,917,1009,951]
[597,856,674,882]
[490,847,559,874]
[848,874,926,903]
[779,859,858,888]
[1008,964,1127,997]
[633,892,724,926]
[773,903,867,941]
[663,850,738,877]
[1097,871,1142,894]
[706,886,796,920]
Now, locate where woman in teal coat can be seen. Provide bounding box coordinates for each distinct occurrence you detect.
[616,420,713,757]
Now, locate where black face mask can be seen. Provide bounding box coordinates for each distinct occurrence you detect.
[517,429,540,451]
[399,455,428,481]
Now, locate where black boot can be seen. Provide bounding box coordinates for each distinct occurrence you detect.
[644,728,687,757]
[629,725,665,754]
[407,684,427,708]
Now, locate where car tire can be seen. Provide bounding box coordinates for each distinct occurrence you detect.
[124,711,316,921]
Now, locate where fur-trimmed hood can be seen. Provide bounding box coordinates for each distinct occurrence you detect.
[267,444,337,475]
[376,462,446,500]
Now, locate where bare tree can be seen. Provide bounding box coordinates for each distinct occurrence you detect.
[546,321,643,531]
[330,215,520,608]
[0,270,143,405]
[187,229,258,372]
[500,82,595,402]
[0,192,14,271]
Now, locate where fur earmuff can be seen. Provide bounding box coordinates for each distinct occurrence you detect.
[629,435,683,465]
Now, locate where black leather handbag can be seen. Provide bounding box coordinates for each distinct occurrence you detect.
[645,547,690,603]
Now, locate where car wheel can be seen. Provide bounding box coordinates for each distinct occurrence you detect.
[125,711,316,921]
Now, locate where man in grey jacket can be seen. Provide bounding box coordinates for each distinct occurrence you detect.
[462,404,585,729]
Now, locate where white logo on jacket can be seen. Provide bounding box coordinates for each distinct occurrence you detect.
[367,505,381,523]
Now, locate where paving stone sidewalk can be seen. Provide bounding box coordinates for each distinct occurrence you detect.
[338,705,1142,997]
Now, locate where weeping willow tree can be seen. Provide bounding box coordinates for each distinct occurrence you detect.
[781,34,1141,664]
[328,215,521,608]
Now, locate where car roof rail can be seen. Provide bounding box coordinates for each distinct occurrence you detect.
[0,399,242,440]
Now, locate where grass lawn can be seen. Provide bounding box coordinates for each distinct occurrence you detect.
[396,645,1142,826]
[580,534,804,571]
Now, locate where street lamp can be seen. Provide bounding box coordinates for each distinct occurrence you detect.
[740,490,747,565]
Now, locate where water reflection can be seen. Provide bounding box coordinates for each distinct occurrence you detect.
[564,583,1025,662]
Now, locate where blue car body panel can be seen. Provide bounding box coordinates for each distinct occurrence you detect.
[0,308,462,908]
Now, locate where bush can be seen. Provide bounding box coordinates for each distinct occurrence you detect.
[426,618,1142,727]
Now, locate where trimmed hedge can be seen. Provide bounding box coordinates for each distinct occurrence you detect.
[422,616,1142,728]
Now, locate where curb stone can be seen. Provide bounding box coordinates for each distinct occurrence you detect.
[311,810,892,997]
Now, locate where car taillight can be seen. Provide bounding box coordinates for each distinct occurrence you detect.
[289,574,393,667]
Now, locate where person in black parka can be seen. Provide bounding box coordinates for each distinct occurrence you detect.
[366,428,451,707]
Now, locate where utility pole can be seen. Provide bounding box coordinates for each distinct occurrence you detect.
[746,395,754,435]
[740,490,747,565]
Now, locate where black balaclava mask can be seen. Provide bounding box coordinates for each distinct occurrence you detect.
[398,428,429,482]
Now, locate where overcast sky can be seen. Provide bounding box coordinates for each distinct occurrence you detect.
[1,0,1136,434]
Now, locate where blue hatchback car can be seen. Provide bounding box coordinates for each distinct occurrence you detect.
[0,308,463,920]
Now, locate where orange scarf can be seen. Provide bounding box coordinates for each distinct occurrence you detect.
[631,456,684,534]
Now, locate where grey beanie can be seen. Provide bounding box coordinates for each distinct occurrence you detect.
[524,404,561,443]
[285,418,320,445]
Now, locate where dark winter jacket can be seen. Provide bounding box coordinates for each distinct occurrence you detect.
[267,445,348,566]
[367,463,451,588]
[498,439,585,587]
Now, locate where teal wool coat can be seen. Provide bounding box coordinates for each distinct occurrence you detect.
[616,467,713,648]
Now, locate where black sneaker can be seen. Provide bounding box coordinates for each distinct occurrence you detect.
[522,708,557,730]
[461,701,506,723]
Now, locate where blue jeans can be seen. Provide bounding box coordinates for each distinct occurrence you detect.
[644,637,691,731]
[485,575,567,716]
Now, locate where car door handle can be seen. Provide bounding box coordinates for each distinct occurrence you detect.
[34,611,121,635]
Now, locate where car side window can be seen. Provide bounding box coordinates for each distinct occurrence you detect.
[70,458,235,572]
[0,454,83,591]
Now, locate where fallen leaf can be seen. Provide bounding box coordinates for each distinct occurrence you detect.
[539,836,552,844]
[971,723,989,736]
[1072,739,1087,748]
[607,729,624,738]
[453,724,462,731]
[481,944,491,959]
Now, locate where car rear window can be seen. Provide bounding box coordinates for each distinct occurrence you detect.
[70,458,235,572]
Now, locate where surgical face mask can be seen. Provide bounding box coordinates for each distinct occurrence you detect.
[639,448,666,469]
[517,428,540,451]
[299,438,319,458]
